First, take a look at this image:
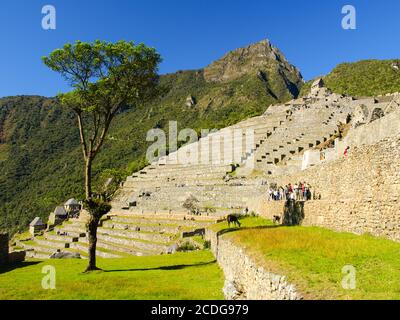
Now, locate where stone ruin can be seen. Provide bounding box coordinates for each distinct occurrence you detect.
[310,78,327,95]
[12,80,400,260]
[107,79,400,239]
[29,217,46,236]
[0,233,25,266]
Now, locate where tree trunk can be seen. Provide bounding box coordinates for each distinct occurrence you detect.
[85,215,101,272]
[85,157,92,200]
[83,156,101,272]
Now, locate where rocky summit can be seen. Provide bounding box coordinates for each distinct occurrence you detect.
[204,40,301,83]
[204,39,303,98]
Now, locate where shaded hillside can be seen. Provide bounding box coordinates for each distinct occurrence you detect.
[300,59,400,97]
[0,39,303,235]
[0,96,82,233]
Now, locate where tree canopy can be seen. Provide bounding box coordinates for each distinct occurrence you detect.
[43,40,162,166]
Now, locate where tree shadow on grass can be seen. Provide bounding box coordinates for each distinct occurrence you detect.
[103,260,217,273]
[0,261,42,275]
[216,224,282,237]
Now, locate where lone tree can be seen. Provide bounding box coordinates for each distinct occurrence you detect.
[43,40,161,271]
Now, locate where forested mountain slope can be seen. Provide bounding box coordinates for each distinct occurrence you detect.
[0,39,303,234]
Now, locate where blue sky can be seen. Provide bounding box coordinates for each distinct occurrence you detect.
[0,0,399,97]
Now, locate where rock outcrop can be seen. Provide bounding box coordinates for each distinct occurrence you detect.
[204,39,302,87]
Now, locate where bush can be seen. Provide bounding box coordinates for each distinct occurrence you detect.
[177,241,198,252]
[183,195,200,214]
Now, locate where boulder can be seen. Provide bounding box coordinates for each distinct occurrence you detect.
[391,62,399,71]
[352,104,369,128]
[369,107,385,122]
[50,251,81,259]
[185,95,196,108]
[223,280,245,300]
[166,244,178,254]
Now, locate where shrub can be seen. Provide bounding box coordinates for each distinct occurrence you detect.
[177,241,197,252]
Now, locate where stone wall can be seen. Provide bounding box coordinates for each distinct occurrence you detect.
[205,229,301,300]
[254,136,400,241]
[345,109,400,148]
[0,233,9,266]
[8,251,26,264]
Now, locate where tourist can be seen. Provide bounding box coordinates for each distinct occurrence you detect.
[279,186,284,200]
[302,182,306,200]
[306,187,312,201]
[267,189,273,201]
[344,146,350,156]
[296,182,302,200]
[294,183,298,200]
[284,185,289,200]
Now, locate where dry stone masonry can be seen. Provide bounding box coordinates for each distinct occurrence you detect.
[205,229,301,300]
[111,82,400,244]
[16,81,400,262]
[14,212,218,259]
[113,82,395,216]
[258,135,400,241]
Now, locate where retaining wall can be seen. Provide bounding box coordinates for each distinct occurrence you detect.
[205,229,301,300]
[250,136,400,242]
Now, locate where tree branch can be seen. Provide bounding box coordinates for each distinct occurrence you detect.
[76,111,88,160]
[92,115,112,158]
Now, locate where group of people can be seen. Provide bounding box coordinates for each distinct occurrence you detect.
[267,182,320,202]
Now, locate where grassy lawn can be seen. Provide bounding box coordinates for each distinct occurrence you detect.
[213,216,400,300]
[0,250,223,300]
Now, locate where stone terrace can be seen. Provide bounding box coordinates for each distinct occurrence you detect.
[19,86,400,259]
[16,212,219,259]
[112,87,360,216]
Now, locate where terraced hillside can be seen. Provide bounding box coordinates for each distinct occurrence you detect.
[0,39,303,235]
[111,84,355,215]
[112,80,400,220]
[13,81,400,261]
[14,213,219,259]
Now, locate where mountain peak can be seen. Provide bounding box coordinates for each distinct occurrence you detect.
[204,39,301,83]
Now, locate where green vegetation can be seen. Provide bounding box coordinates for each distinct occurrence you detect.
[0,250,223,300]
[0,56,301,235]
[42,40,162,271]
[177,241,198,252]
[213,216,400,300]
[300,59,400,97]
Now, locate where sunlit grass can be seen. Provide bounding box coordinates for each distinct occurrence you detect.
[0,250,223,300]
[215,217,400,300]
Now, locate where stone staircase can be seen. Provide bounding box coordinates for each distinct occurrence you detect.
[17,213,219,259]
[112,91,358,215]
[251,102,353,175]
[111,108,294,214]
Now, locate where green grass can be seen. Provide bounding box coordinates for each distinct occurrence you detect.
[210,216,273,232]
[214,217,400,300]
[0,250,223,300]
